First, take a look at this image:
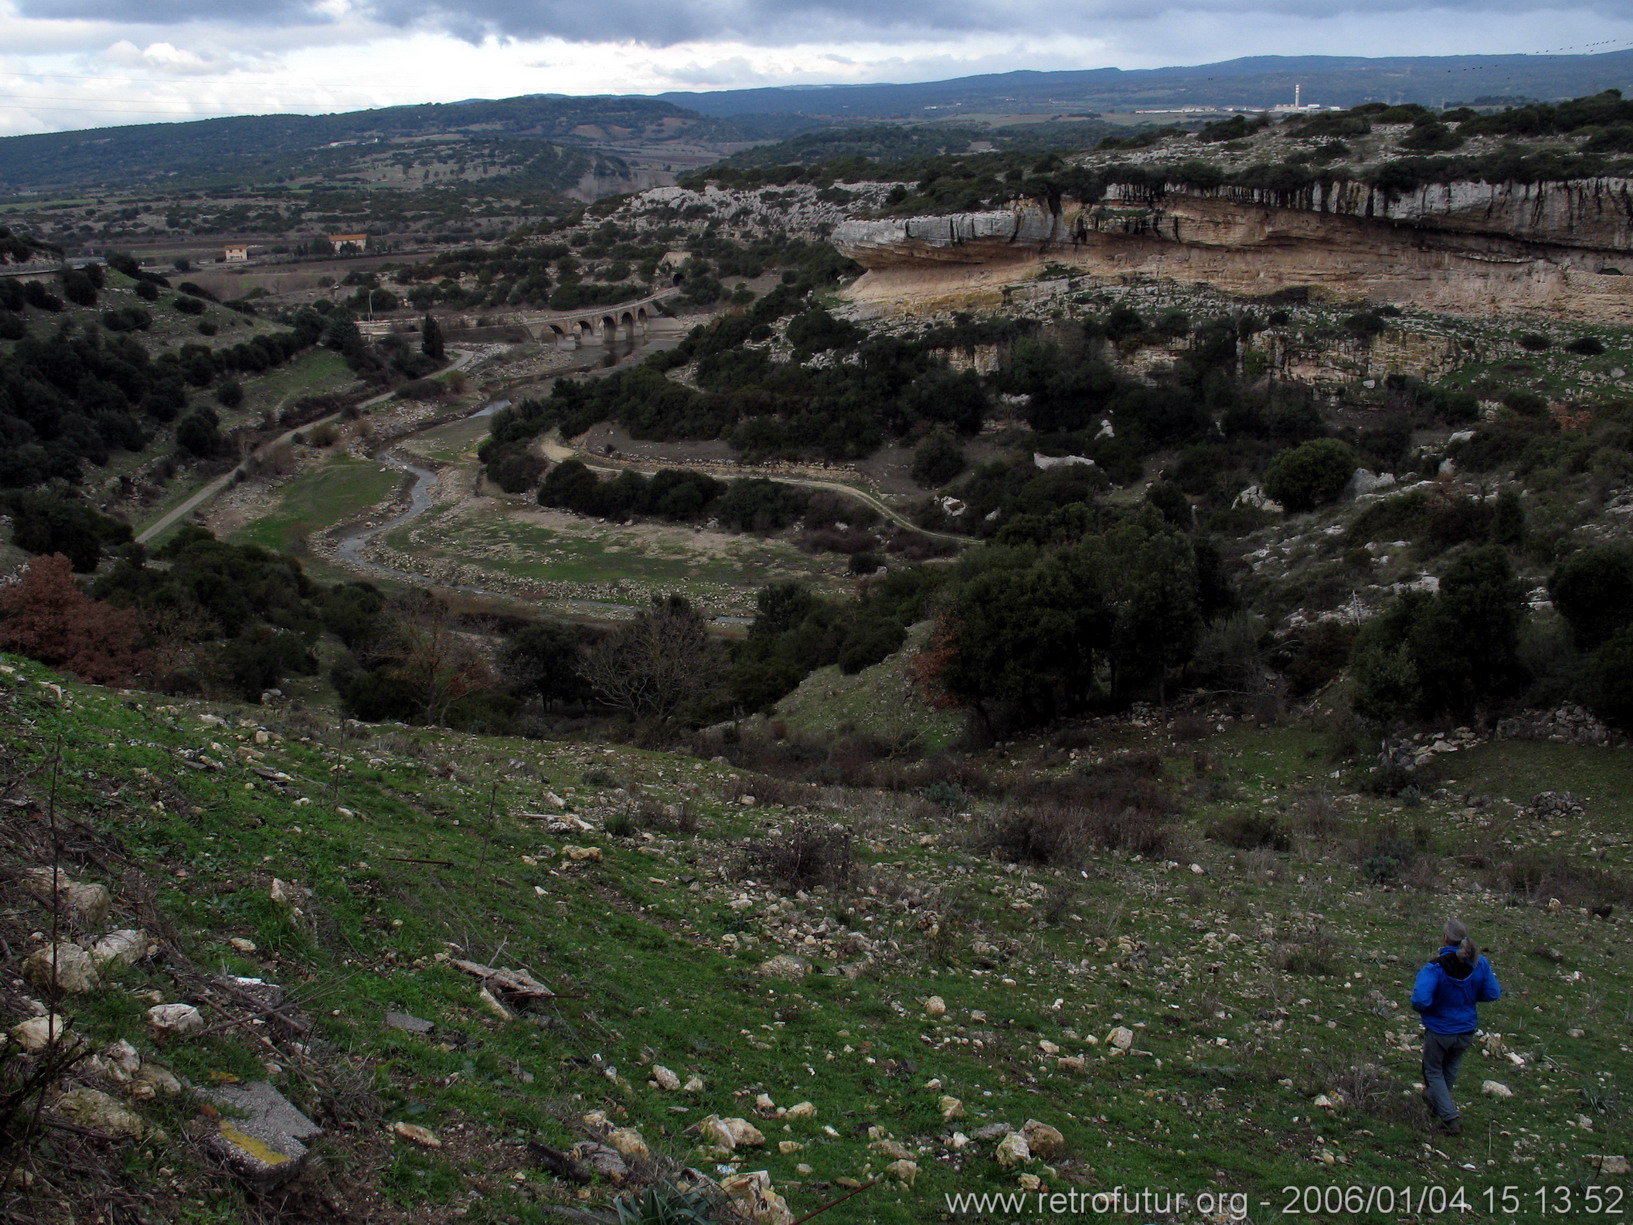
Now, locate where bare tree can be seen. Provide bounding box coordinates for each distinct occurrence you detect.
[581,595,724,721]
[381,591,495,725]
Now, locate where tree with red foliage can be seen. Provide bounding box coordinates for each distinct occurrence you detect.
[0,553,147,685]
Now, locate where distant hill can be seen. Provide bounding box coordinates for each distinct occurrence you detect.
[0,95,752,195]
[3,51,1630,197]
[653,51,1633,119]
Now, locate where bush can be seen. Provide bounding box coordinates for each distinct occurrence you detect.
[741,820,856,893]
[173,295,206,316]
[1263,439,1356,512]
[1207,812,1290,851]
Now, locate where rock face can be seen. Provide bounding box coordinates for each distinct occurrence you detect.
[206,1081,323,1188]
[834,180,1633,322]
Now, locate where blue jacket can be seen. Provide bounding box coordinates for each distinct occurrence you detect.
[1411,946,1501,1034]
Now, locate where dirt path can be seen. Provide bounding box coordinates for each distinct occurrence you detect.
[135,348,479,545]
[542,439,973,546]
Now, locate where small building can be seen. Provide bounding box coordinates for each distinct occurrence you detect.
[329,233,368,255]
[223,244,250,263]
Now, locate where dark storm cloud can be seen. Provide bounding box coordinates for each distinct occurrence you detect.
[14,0,1631,47]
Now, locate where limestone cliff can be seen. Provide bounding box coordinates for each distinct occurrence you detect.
[834,179,1633,321]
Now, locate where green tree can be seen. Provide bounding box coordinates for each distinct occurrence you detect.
[911,429,967,488]
[1549,543,1633,650]
[1263,438,1355,512]
[420,313,445,362]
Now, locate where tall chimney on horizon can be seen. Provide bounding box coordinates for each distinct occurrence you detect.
[1295,83,1302,109]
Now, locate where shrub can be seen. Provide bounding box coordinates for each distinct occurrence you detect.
[1566,335,1606,356]
[1263,439,1356,512]
[741,820,856,893]
[1361,832,1416,884]
[1207,812,1290,851]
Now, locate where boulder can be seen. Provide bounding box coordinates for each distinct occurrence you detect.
[10,1014,75,1053]
[700,1114,765,1150]
[784,1101,815,1120]
[571,1141,628,1181]
[995,1131,1031,1167]
[23,868,112,928]
[1106,1025,1134,1051]
[90,929,150,967]
[757,954,811,981]
[132,1062,183,1098]
[54,1087,145,1139]
[607,1127,650,1161]
[147,1003,205,1037]
[886,1158,919,1186]
[650,1064,680,1090]
[1482,1080,1514,1099]
[1021,1119,1066,1161]
[207,1082,323,1188]
[720,1170,794,1225]
[23,942,99,994]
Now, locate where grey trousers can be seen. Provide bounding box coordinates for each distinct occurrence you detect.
[1423,1029,1476,1122]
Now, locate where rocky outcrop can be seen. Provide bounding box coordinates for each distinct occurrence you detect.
[834,181,1633,321]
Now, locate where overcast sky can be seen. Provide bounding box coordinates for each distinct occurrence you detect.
[1,0,1630,137]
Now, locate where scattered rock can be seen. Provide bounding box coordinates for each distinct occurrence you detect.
[23,868,112,928]
[607,1127,650,1161]
[939,1095,965,1122]
[11,1014,75,1052]
[1526,791,1587,819]
[1482,1080,1514,1099]
[390,1121,441,1147]
[720,1170,793,1225]
[572,1141,628,1181]
[228,937,257,954]
[562,844,603,863]
[1021,1119,1065,1161]
[23,942,99,994]
[132,1062,182,1098]
[206,1081,323,1189]
[995,1131,1031,1167]
[1600,1155,1630,1176]
[147,1003,205,1037]
[90,929,150,967]
[701,1115,765,1150]
[757,954,811,981]
[924,995,947,1018]
[650,1064,680,1090]
[886,1158,919,1187]
[784,1100,815,1120]
[384,1011,434,1035]
[1106,1025,1134,1051]
[971,1122,1013,1142]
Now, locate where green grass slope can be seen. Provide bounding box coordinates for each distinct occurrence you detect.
[3,655,1633,1223]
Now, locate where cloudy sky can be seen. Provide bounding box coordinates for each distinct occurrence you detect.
[1,0,1630,137]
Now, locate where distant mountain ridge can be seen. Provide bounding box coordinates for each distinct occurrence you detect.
[2,50,1629,195]
[651,51,1633,118]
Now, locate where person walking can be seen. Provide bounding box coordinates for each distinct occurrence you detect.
[1411,919,1501,1136]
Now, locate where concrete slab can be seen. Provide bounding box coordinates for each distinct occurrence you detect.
[205,1080,322,1188]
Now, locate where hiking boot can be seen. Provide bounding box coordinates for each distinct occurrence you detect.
[1439,1117,1462,1136]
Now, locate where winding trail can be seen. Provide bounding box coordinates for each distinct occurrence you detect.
[135,348,479,545]
[548,443,973,547]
